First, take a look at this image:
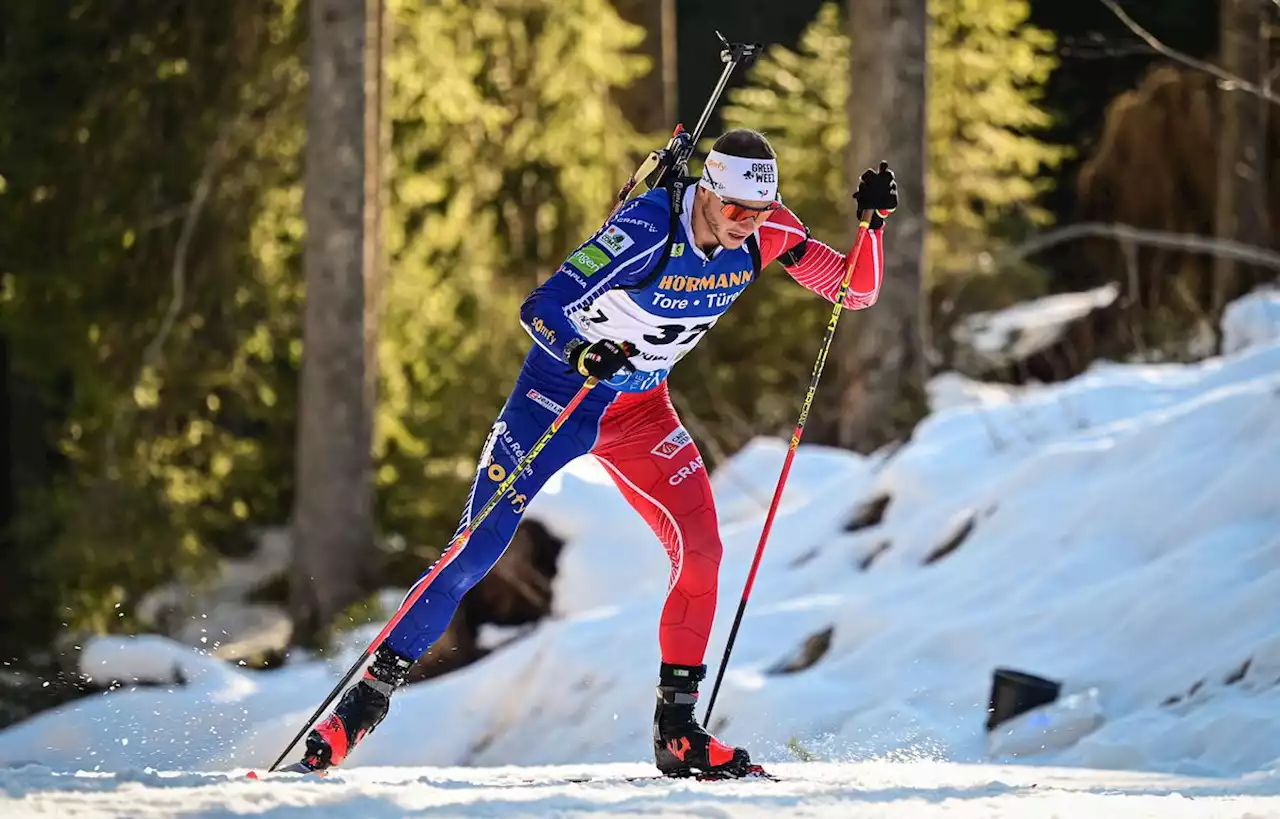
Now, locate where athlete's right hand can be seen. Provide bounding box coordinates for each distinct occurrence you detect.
[565,338,636,379]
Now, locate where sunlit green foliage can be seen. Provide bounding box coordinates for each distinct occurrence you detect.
[0,0,647,650]
[374,0,650,569]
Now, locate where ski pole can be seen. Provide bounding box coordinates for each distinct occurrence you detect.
[691,32,757,150]
[702,207,876,728]
[267,377,598,772]
[609,33,758,218]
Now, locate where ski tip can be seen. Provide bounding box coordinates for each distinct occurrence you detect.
[246,765,329,780]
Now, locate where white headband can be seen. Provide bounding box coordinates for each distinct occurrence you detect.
[698,150,778,203]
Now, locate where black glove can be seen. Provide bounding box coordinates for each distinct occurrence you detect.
[853,160,898,230]
[564,338,636,380]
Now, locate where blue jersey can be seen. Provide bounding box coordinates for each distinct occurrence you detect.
[519,185,759,392]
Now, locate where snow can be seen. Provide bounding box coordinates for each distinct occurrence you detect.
[1,289,1280,816]
[2,762,1278,818]
[1222,287,1280,355]
[137,527,293,661]
[952,282,1119,367]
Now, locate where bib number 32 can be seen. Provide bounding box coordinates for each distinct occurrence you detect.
[585,307,712,346]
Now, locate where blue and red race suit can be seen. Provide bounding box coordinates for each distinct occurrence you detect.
[385,184,884,666]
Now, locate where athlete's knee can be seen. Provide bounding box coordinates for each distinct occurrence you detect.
[440,536,509,598]
[689,527,723,566]
[676,531,722,595]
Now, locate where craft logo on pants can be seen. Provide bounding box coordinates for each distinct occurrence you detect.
[668,455,705,486]
[650,426,692,459]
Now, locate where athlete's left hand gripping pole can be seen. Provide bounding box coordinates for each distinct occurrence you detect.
[265,377,599,773]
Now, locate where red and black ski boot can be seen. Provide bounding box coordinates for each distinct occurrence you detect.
[652,662,766,779]
[298,643,413,772]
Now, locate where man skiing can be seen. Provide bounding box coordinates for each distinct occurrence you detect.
[302,128,898,778]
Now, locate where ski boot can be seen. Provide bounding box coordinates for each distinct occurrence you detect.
[299,643,414,772]
[652,662,766,779]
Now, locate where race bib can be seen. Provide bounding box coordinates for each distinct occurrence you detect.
[570,290,718,374]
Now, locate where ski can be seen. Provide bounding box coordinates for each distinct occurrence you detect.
[244,766,776,785]
[246,762,329,780]
[546,768,778,785]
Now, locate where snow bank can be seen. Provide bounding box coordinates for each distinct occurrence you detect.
[79,636,250,693]
[1222,287,1280,355]
[2,291,1279,781]
[952,283,1119,368]
[137,527,293,662]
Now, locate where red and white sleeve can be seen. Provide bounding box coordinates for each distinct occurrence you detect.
[755,206,883,310]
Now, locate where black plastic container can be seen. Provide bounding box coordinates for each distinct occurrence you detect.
[986,668,1062,732]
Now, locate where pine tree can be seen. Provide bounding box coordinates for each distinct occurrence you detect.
[831,0,928,452]
[373,0,651,573]
[720,1,1065,281]
[0,0,306,649]
[1213,0,1272,318]
[292,0,376,644]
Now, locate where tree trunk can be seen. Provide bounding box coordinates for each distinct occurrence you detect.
[292,0,373,645]
[363,0,386,418]
[1213,0,1271,321]
[610,0,678,134]
[810,0,928,453]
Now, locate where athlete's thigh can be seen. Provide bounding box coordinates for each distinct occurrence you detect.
[593,387,715,521]
[450,358,610,575]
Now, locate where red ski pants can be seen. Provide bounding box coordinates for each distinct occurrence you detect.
[593,385,723,667]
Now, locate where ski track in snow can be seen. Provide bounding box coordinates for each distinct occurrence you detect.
[3,762,1279,818]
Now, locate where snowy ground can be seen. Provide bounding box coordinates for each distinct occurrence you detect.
[951,281,1120,368]
[1,289,1279,817]
[4,762,1280,818]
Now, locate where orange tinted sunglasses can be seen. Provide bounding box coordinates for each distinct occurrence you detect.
[718,196,781,223]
